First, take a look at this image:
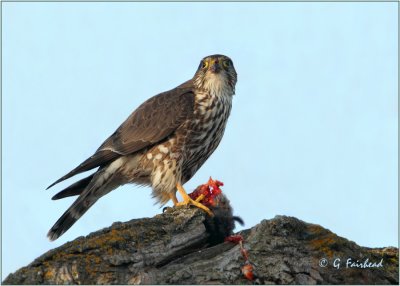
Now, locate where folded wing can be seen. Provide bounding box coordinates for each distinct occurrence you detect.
[47,81,195,189]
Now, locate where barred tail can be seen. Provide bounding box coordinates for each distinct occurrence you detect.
[47,193,97,241]
[47,162,122,241]
[51,174,94,200]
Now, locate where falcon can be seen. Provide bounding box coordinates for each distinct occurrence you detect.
[47,54,238,241]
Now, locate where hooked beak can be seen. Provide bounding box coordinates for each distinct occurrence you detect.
[209,61,221,73]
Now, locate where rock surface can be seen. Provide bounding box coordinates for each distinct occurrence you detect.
[3,207,398,284]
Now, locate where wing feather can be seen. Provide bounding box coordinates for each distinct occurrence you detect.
[47,80,195,189]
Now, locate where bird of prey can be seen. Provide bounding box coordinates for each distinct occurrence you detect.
[47,54,238,241]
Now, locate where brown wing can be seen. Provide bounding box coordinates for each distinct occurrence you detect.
[47,80,195,189]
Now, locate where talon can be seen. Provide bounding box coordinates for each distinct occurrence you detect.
[175,183,214,216]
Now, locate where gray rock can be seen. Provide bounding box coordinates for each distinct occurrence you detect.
[3,208,398,285]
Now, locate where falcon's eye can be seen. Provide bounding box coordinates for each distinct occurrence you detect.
[202,61,209,69]
[222,60,230,68]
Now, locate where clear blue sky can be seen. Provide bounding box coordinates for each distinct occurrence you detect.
[2,2,398,280]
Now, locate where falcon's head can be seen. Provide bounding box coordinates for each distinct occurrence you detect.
[194,54,237,95]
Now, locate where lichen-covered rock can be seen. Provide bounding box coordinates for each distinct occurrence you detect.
[3,210,398,285]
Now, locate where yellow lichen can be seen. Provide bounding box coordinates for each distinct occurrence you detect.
[43,267,56,282]
[307,224,338,258]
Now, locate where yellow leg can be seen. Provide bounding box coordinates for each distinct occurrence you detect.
[175,183,214,216]
[195,194,205,202]
[170,193,179,206]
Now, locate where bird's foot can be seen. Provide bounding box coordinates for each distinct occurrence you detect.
[175,197,214,216]
[175,183,214,216]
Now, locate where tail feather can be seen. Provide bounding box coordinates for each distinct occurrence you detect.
[46,150,119,190]
[51,174,94,200]
[47,193,97,241]
[47,164,121,241]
